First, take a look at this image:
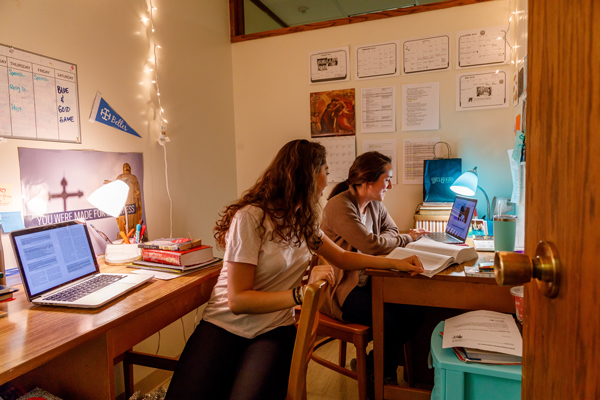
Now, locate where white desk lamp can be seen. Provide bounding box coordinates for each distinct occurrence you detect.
[450,166,491,219]
[87,180,141,264]
[87,179,130,235]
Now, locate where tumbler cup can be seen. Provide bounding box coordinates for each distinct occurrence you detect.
[493,215,517,252]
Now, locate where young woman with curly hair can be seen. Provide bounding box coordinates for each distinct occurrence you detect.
[165,140,423,400]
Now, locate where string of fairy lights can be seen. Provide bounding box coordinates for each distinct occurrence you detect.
[141,0,167,130]
[141,0,174,244]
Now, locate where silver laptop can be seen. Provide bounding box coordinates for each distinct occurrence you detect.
[10,220,153,308]
[425,195,478,244]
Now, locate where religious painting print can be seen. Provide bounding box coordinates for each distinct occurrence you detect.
[310,89,355,137]
[18,148,146,255]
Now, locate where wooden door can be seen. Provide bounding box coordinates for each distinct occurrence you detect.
[525,0,600,398]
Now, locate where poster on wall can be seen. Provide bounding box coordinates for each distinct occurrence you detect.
[308,47,350,84]
[0,43,81,143]
[310,89,356,183]
[310,89,355,137]
[456,70,509,111]
[355,41,400,80]
[402,34,451,75]
[18,149,146,255]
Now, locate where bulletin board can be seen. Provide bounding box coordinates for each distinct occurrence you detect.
[0,43,81,143]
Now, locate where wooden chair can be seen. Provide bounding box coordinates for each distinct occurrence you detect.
[286,279,328,400]
[122,280,329,400]
[298,256,414,400]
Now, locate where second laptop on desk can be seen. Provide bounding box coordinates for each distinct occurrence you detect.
[426,195,478,244]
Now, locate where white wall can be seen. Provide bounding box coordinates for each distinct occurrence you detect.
[231,0,516,229]
[0,0,236,394]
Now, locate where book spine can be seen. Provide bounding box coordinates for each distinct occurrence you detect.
[142,250,182,266]
[138,243,190,251]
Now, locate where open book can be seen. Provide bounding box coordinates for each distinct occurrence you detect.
[387,237,478,277]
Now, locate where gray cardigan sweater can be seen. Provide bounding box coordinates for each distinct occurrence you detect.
[320,186,412,320]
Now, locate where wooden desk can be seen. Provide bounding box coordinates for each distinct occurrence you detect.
[366,254,515,400]
[0,260,222,399]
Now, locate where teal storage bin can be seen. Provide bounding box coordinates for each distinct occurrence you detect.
[430,321,522,400]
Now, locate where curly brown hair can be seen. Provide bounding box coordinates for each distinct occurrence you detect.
[214,139,327,250]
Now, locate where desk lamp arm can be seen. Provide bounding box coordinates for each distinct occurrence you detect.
[477,185,491,220]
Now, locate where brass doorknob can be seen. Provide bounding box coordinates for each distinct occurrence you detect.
[494,241,561,298]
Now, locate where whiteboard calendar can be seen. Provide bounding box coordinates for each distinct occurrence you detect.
[0,44,81,143]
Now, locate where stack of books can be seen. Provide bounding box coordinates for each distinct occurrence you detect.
[414,202,453,232]
[0,280,18,319]
[127,238,219,275]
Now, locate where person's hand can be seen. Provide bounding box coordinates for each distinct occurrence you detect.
[309,264,335,286]
[408,228,429,241]
[390,255,424,276]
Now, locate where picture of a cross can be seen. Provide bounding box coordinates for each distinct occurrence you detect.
[48,177,84,212]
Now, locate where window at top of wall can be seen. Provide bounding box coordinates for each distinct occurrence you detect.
[231,0,485,41]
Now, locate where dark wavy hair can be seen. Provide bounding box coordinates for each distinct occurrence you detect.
[214,139,327,250]
[328,151,392,200]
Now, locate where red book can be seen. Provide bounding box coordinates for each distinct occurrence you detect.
[142,245,213,266]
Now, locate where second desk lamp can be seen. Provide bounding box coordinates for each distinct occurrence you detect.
[450,166,491,220]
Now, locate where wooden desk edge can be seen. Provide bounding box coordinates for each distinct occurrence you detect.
[0,263,222,385]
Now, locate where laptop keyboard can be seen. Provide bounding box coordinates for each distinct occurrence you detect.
[427,232,462,243]
[44,274,127,302]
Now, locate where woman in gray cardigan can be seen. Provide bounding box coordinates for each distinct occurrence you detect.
[320,151,427,382]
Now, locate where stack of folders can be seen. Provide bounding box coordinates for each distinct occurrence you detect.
[414,202,453,232]
[443,311,522,365]
[128,238,220,275]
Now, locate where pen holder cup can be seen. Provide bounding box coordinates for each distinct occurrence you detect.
[105,243,142,265]
[493,215,517,252]
[510,286,524,323]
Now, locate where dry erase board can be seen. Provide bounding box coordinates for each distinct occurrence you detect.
[0,44,81,143]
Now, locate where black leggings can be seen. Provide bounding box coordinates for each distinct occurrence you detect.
[165,320,297,400]
[341,281,424,377]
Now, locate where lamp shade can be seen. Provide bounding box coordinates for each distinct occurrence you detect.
[450,170,478,196]
[87,180,130,218]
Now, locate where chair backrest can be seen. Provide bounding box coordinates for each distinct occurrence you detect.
[286,279,328,400]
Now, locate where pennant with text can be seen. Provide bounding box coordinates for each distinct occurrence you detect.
[88,92,141,138]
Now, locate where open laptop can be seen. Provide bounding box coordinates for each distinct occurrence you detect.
[425,195,478,244]
[10,220,153,308]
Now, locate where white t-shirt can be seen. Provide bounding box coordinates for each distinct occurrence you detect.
[203,205,322,339]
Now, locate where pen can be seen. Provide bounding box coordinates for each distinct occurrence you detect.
[120,231,130,244]
[140,225,146,240]
[135,224,141,244]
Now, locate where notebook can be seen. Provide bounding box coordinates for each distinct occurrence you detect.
[425,195,478,244]
[10,220,153,308]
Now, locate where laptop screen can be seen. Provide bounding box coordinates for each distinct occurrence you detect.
[11,221,99,298]
[446,196,478,241]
